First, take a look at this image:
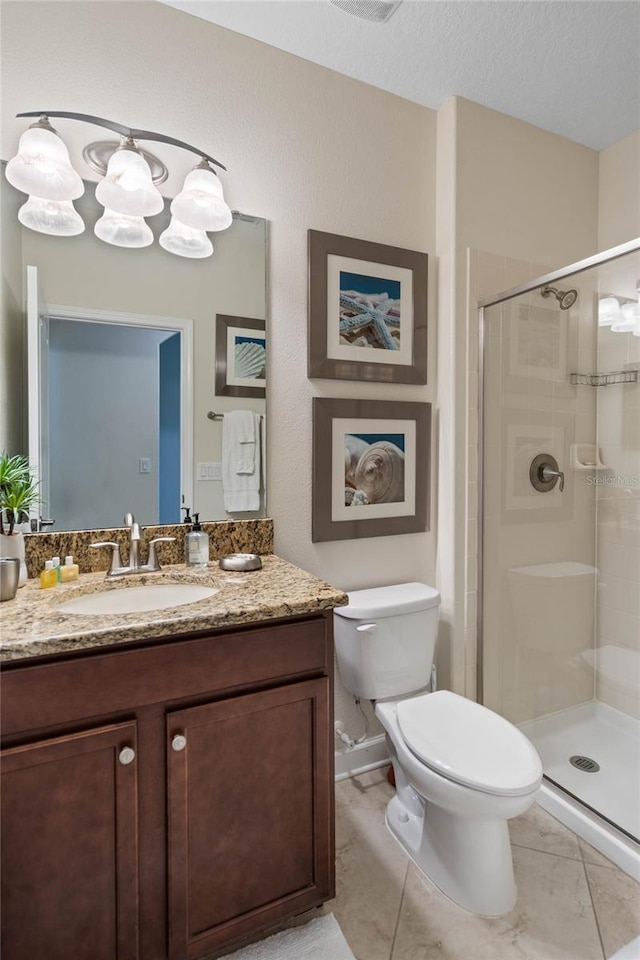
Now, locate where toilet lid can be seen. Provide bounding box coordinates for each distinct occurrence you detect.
[396,691,542,797]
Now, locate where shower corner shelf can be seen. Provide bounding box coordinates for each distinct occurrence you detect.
[570,443,608,472]
[570,370,638,387]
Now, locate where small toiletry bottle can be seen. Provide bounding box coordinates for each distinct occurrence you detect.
[60,555,80,582]
[51,556,62,582]
[185,513,209,568]
[40,560,58,589]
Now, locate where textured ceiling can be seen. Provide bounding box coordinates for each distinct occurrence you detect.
[158,0,640,151]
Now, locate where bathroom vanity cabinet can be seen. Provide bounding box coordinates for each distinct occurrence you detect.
[0,612,335,960]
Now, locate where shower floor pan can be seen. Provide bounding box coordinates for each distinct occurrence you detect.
[519,700,639,842]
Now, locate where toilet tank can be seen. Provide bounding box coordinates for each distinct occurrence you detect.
[334,583,440,700]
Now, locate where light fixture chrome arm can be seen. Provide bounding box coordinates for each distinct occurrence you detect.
[16,111,226,171]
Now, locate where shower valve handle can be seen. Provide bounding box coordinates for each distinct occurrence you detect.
[541,465,565,492]
[530,454,565,493]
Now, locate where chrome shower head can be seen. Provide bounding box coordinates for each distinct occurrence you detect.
[541,286,578,310]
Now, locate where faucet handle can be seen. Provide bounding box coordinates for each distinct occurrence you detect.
[147,537,176,571]
[90,541,123,575]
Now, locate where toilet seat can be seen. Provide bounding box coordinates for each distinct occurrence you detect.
[396,690,542,797]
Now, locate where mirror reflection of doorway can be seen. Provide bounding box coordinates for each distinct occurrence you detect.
[46,317,183,530]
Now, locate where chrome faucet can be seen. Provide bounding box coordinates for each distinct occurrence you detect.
[91,513,176,578]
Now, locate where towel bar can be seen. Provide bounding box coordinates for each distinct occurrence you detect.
[207,411,264,422]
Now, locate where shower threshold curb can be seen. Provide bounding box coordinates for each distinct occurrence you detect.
[537,779,640,882]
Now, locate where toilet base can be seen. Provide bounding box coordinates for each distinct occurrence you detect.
[385,794,517,916]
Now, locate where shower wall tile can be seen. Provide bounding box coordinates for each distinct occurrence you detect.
[504,258,533,288]
[465,662,477,701]
[467,445,478,485]
[466,481,478,520]
[468,370,479,409]
[464,627,477,662]
[596,675,640,721]
[470,248,603,725]
[599,574,638,615]
[464,591,477,632]
[466,521,477,558]
[597,605,636,646]
[466,553,477,592]
[467,410,478,446]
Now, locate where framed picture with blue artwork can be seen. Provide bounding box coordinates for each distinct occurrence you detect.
[215,314,266,398]
[307,230,428,383]
[312,397,431,542]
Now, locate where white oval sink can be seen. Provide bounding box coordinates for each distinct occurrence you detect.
[57,583,219,616]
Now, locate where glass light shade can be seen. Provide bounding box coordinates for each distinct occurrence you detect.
[94,208,153,248]
[95,149,164,217]
[18,196,84,236]
[6,126,84,201]
[159,216,213,258]
[610,304,640,333]
[170,167,233,232]
[598,296,621,327]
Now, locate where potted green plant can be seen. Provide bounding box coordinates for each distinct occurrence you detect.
[0,453,40,586]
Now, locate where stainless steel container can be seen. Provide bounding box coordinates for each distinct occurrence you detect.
[0,557,20,601]
[218,553,263,572]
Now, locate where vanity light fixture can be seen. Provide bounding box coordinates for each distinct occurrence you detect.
[17,196,85,236]
[598,290,640,335]
[159,216,214,259]
[597,296,621,327]
[5,111,232,258]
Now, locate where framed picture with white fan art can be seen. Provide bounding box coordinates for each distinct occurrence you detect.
[215,315,266,398]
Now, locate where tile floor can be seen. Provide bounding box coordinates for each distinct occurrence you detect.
[313,768,640,960]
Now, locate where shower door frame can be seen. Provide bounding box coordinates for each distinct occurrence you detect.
[476,236,640,705]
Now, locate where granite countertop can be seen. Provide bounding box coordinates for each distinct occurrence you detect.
[0,556,348,663]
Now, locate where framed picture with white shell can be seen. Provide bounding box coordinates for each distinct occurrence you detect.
[215,314,266,398]
[312,397,431,542]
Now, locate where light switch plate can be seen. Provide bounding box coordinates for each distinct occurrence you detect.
[197,461,223,481]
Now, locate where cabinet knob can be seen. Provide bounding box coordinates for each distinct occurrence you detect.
[118,746,136,765]
[172,734,187,752]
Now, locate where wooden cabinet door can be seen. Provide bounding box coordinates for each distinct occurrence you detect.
[1,721,139,960]
[167,678,333,960]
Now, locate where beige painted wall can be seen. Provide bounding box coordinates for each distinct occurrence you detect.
[455,97,599,267]
[437,96,600,697]
[598,130,640,252]
[1,0,436,746]
[2,2,633,751]
[1,0,437,595]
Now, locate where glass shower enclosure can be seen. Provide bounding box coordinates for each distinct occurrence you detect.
[479,240,640,853]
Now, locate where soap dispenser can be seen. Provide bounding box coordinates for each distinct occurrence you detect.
[185,513,209,568]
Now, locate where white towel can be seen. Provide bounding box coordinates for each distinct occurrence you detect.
[222,410,261,512]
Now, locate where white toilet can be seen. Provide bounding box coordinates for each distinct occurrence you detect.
[333,582,542,917]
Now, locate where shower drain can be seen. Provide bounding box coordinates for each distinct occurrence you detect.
[569,755,600,773]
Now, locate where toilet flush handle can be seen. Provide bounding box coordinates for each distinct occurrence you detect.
[356,622,378,633]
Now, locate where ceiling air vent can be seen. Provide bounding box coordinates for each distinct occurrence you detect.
[329,0,403,23]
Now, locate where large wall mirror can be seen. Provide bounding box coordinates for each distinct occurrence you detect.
[1,164,267,532]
